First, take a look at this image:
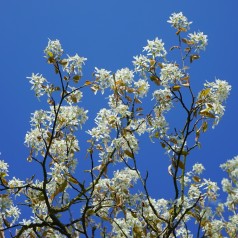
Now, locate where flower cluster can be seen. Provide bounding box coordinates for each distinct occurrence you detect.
[188,31,208,51]
[167,12,192,31]
[27,73,48,98]
[44,39,63,59]
[198,79,231,126]
[143,37,167,58]
[63,54,87,75]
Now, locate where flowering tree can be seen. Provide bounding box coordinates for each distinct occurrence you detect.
[0,12,237,237]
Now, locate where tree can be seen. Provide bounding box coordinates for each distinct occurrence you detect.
[0,12,237,237]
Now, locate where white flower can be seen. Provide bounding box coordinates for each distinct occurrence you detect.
[8,177,24,188]
[134,79,150,97]
[160,63,183,86]
[204,79,231,103]
[188,32,208,51]
[65,87,83,105]
[27,73,48,98]
[94,67,113,94]
[143,37,167,58]
[129,118,147,136]
[132,54,150,72]
[6,205,21,224]
[221,178,232,193]
[192,163,205,175]
[148,114,169,136]
[64,54,87,75]
[188,185,200,199]
[152,88,172,112]
[112,133,139,154]
[115,68,134,87]
[167,12,192,31]
[54,105,88,129]
[0,160,9,176]
[200,179,220,200]
[199,79,231,127]
[44,39,63,59]
[24,128,47,153]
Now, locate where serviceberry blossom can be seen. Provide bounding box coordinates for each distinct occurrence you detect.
[8,177,24,188]
[192,163,205,175]
[204,79,231,103]
[199,79,231,126]
[44,39,63,59]
[87,108,119,143]
[188,31,208,51]
[0,159,9,177]
[167,12,192,31]
[115,67,134,87]
[55,105,88,129]
[132,54,150,73]
[160,63,183,86]
[30,109,52,128]
[143,37,167,58]
[200,179,220,200]
[64,54,87,75]
[27,73,48,98]
[94,67,113,94]
[220,155,238,180]
[108,97,131,117]
[65,86,83,105]
[148,113,169,137]
[129,118,147,135]
[5,205,21,224]
[152,88,172,112]
[25,127,48,153]
[112,133,139,154]
[134,79,150,97]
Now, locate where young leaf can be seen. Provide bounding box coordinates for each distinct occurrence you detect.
[124,150,134,158]
[73,75,81,83]
[172,85,181,91]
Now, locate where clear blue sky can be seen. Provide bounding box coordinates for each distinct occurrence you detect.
[0,1,238,201]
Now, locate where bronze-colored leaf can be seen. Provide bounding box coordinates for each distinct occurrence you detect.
[190,54,200,63]
[172,85,181,91]
[73,75,81,83]
[124,150,134,158]
[193,176,201,183]
[84,81,92,85]
[202,121,208,132]
[177,160,185,169]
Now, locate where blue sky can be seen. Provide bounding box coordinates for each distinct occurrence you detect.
[0,0,238,204]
